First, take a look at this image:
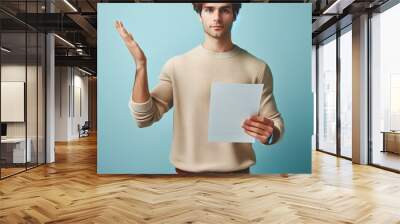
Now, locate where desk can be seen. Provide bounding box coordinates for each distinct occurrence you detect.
[1,138,31,163]
[381,131,400,154]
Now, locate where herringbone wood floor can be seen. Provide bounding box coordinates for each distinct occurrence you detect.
[1,134,400,224]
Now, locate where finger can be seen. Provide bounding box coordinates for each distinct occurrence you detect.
[250,115,274,127]
[242,122,266,135]
[242,124,272,137]
[243,129,267,144]
[116,22,125,35]
[242,123,263,135]
[117,28,128,39]
[243,119,269,131]
[122,26,129,36]
[117,21,123,30]
[117,22,135,41]
[115,21,121,31]
[128,33,134,41]
[117,22,127,33]
[250,115,263,122]
[120,28,132,41]
[250,115,269,124]
[242,122,274,137]
[124,31,135,43]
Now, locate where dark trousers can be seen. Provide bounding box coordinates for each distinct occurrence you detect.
[175,167,250,175]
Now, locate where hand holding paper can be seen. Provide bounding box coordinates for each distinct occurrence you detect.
[241,115,275,144]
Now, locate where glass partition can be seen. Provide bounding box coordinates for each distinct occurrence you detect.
[317,35,337,155]
[0,1,46,179]
[1,30,28,177]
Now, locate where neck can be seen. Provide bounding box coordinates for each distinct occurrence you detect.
[202,34,234,52]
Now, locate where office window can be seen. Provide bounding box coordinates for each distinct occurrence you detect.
[339,28,352,158]
[390,75,400,130]
[312,46,317,150]
[371,3,400,171]
[317,35,337,154]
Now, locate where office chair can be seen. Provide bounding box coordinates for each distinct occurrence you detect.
[79,121,90,138]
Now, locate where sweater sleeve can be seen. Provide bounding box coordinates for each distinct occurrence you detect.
[258,63,284,145]
[128,58,174,128]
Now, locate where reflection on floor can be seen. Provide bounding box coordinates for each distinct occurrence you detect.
[373,150,400,171]
[0,167,25,178]
[0,163,40,178]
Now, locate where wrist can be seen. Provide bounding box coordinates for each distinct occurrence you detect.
[135,60,147,70]
[135,64,147,72]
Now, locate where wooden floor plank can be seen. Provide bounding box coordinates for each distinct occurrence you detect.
[0,133,400,223]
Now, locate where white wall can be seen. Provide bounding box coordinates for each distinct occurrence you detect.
[55,67,89,141]
[1,65,41,137]
[1,66,26,135]
[72,73,89,138]
[55,66,69,141]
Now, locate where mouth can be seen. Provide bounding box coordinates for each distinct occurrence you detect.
[211,26,224,30]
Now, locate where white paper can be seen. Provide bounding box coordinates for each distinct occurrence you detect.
[208,82,263,143]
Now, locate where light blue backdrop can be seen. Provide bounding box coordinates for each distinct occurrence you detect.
[98,3,312,174]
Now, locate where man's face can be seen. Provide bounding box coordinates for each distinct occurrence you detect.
[199,3,235,39]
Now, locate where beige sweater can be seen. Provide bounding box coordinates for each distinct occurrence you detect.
[129,44,284,172]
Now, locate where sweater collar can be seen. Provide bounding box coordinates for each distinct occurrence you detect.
[198,44,241,59]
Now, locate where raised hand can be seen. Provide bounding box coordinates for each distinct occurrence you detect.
[115,20,147,69]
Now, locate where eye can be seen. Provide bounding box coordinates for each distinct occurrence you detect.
[221,8,231,14]
[204,8,213,13]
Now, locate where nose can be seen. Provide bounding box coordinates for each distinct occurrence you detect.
[212,10,222,21]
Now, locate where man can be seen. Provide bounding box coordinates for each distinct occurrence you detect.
[115,3,284,175]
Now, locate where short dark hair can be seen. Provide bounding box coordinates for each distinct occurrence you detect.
[192,3,242,19]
